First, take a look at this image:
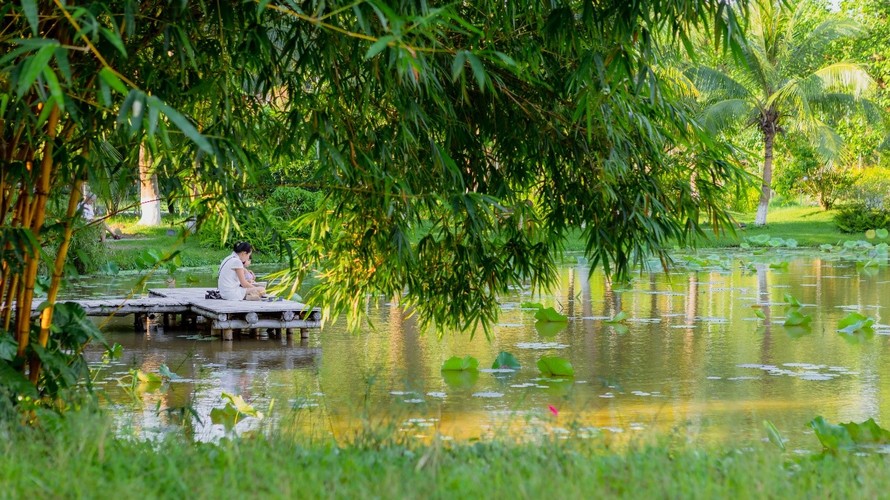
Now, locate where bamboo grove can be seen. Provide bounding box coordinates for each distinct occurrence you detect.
[2,0,750,406]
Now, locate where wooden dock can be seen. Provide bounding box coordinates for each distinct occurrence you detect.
[46,288,321,341]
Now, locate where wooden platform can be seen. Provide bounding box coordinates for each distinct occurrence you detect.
[45,288,321,341]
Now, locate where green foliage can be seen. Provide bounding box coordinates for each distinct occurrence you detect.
[210,392,264,430]
[849,167,890,211]
[67,225,107,275]
[774,134,856,210]
[783,310,812,327]
[809,416,890,452]
[604,311,629,324]
[833,205,890,233]
[441,356,479,372]
[533,307,567,323]
[536,356,574,377]
[763,420,786,451]
[492,352,520,370]
[837,312,875,334]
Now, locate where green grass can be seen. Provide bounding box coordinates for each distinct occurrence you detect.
[96,205,863,275]
[1,410,886,499]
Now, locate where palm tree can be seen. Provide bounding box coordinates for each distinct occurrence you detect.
[690,0,874,226]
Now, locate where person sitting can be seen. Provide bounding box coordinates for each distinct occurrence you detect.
[79,194,121,241]
[217,242,266,301]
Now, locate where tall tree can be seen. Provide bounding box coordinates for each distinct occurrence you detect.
[689,0,874,225]
[1,0,749,403]
[137,144,161,226]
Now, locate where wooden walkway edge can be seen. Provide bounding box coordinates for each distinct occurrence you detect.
[41,288,321,341]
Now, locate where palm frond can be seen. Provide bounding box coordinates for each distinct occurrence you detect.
[813,63,874,98]
[699,98,755,134]
[687,66,750,99]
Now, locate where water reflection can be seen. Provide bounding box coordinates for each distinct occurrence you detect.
[82,251,890,447]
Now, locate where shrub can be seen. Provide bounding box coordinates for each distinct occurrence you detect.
[68,225,108,274]
[849,167,890,210]
[198,187,320,254]
[833,204,890,233]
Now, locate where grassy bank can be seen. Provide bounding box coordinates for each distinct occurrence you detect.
[98,206,860,273]
[0,411,884,499]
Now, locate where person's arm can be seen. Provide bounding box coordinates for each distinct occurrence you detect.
[234,268,257,288]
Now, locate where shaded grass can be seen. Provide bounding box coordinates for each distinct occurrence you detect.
[1,410,886,499]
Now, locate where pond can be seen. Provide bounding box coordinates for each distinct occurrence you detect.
[71,248,890,450]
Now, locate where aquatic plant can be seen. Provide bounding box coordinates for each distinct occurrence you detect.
[537,356,574,377]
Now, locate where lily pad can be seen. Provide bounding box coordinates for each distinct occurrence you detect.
[521,302,544,310]
[537,356,574,377]
[442,369,479,388]
[534,320,566,337]
[838,312,875,334]
[783,293,801,308]
[810,416,890,452]
[441,355,479,372]
[492,351,521,370]
[534,307,567,322]
[783,310,812,327]
[604,311,628,324]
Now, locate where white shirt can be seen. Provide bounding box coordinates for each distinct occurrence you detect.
[81,203,95,221]
[218,253,246,300]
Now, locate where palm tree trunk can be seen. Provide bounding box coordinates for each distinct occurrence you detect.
[754,129,775,226]
[138,143,161,226]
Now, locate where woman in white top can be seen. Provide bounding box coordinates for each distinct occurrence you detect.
[217,242,266,300]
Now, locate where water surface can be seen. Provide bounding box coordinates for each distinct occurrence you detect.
[74,250,890,450]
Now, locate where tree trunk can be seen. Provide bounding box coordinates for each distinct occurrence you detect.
[754,128,775,227]
[138,143,161,226]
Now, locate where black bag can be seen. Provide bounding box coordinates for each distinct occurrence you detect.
[205,289,223,300]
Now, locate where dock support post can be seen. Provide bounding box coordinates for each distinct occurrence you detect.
[163,314,170,328]
[223,329,233,341]
[300,328,309,340]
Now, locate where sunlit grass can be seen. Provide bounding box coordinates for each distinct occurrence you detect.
[1,409,888,498]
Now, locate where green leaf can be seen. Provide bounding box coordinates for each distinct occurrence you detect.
[819,244,834,252]
[466,52,486,89]
[866,229,877,239]
[442,369,478,388]
[98,67,129,95]
[441,355,479,372]
[877,228,889,239]
[753,308,766,320]
[21,0,39,35]
[365,35,395,60]
[604,311,628,324]
[135,369,162,383]
[99,27,127,57]
[106,343,123,360]
[809,416,890,452]
[210,403,239,429]
[533,306,567,322]
[769,261,789,270]
[537,356,574,377]
[221,392,262,418]
[492,351,520,370]
[534,320,565,337]
[16,43,57,98]
[146,96,213,154]
[783,293,801,308]
[783,310,812,327]
[763,420,785,451]
[837,312,874,334]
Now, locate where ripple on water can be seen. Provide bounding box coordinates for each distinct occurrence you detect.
[472,392,504,398]
[515,342,569,350]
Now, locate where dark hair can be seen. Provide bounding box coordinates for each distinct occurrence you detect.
[233,242,253,254]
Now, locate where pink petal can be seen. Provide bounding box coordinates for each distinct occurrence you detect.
[548,405,559,416]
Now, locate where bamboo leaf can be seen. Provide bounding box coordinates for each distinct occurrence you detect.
[21,0,39,35]
[147,96,213,154]
[16,44,57,98]
[466,52,486,89]
[365,35,395,60]
[99,67,129,95]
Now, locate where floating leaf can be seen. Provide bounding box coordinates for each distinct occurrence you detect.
[492,351,520,370]
[837,312,875,334]
[769,261,789,270]
[442,370,479,388]
[604,311,628,324]
[537,356,574,377]
[783,310,812,327]
[809,416,890,452]
[763,420,786,451]
[753,308,767,320]
[534,307,567,322]
[866,229,877,240]
[819,244,833,252]
[608,324,630,335]
[221,392,263,419]
[783,293,801,308]
[534,320,565,337]
[877,228,889,239]
[441,355,479,372]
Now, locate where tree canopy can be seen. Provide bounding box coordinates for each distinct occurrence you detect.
[1,0,751,401]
